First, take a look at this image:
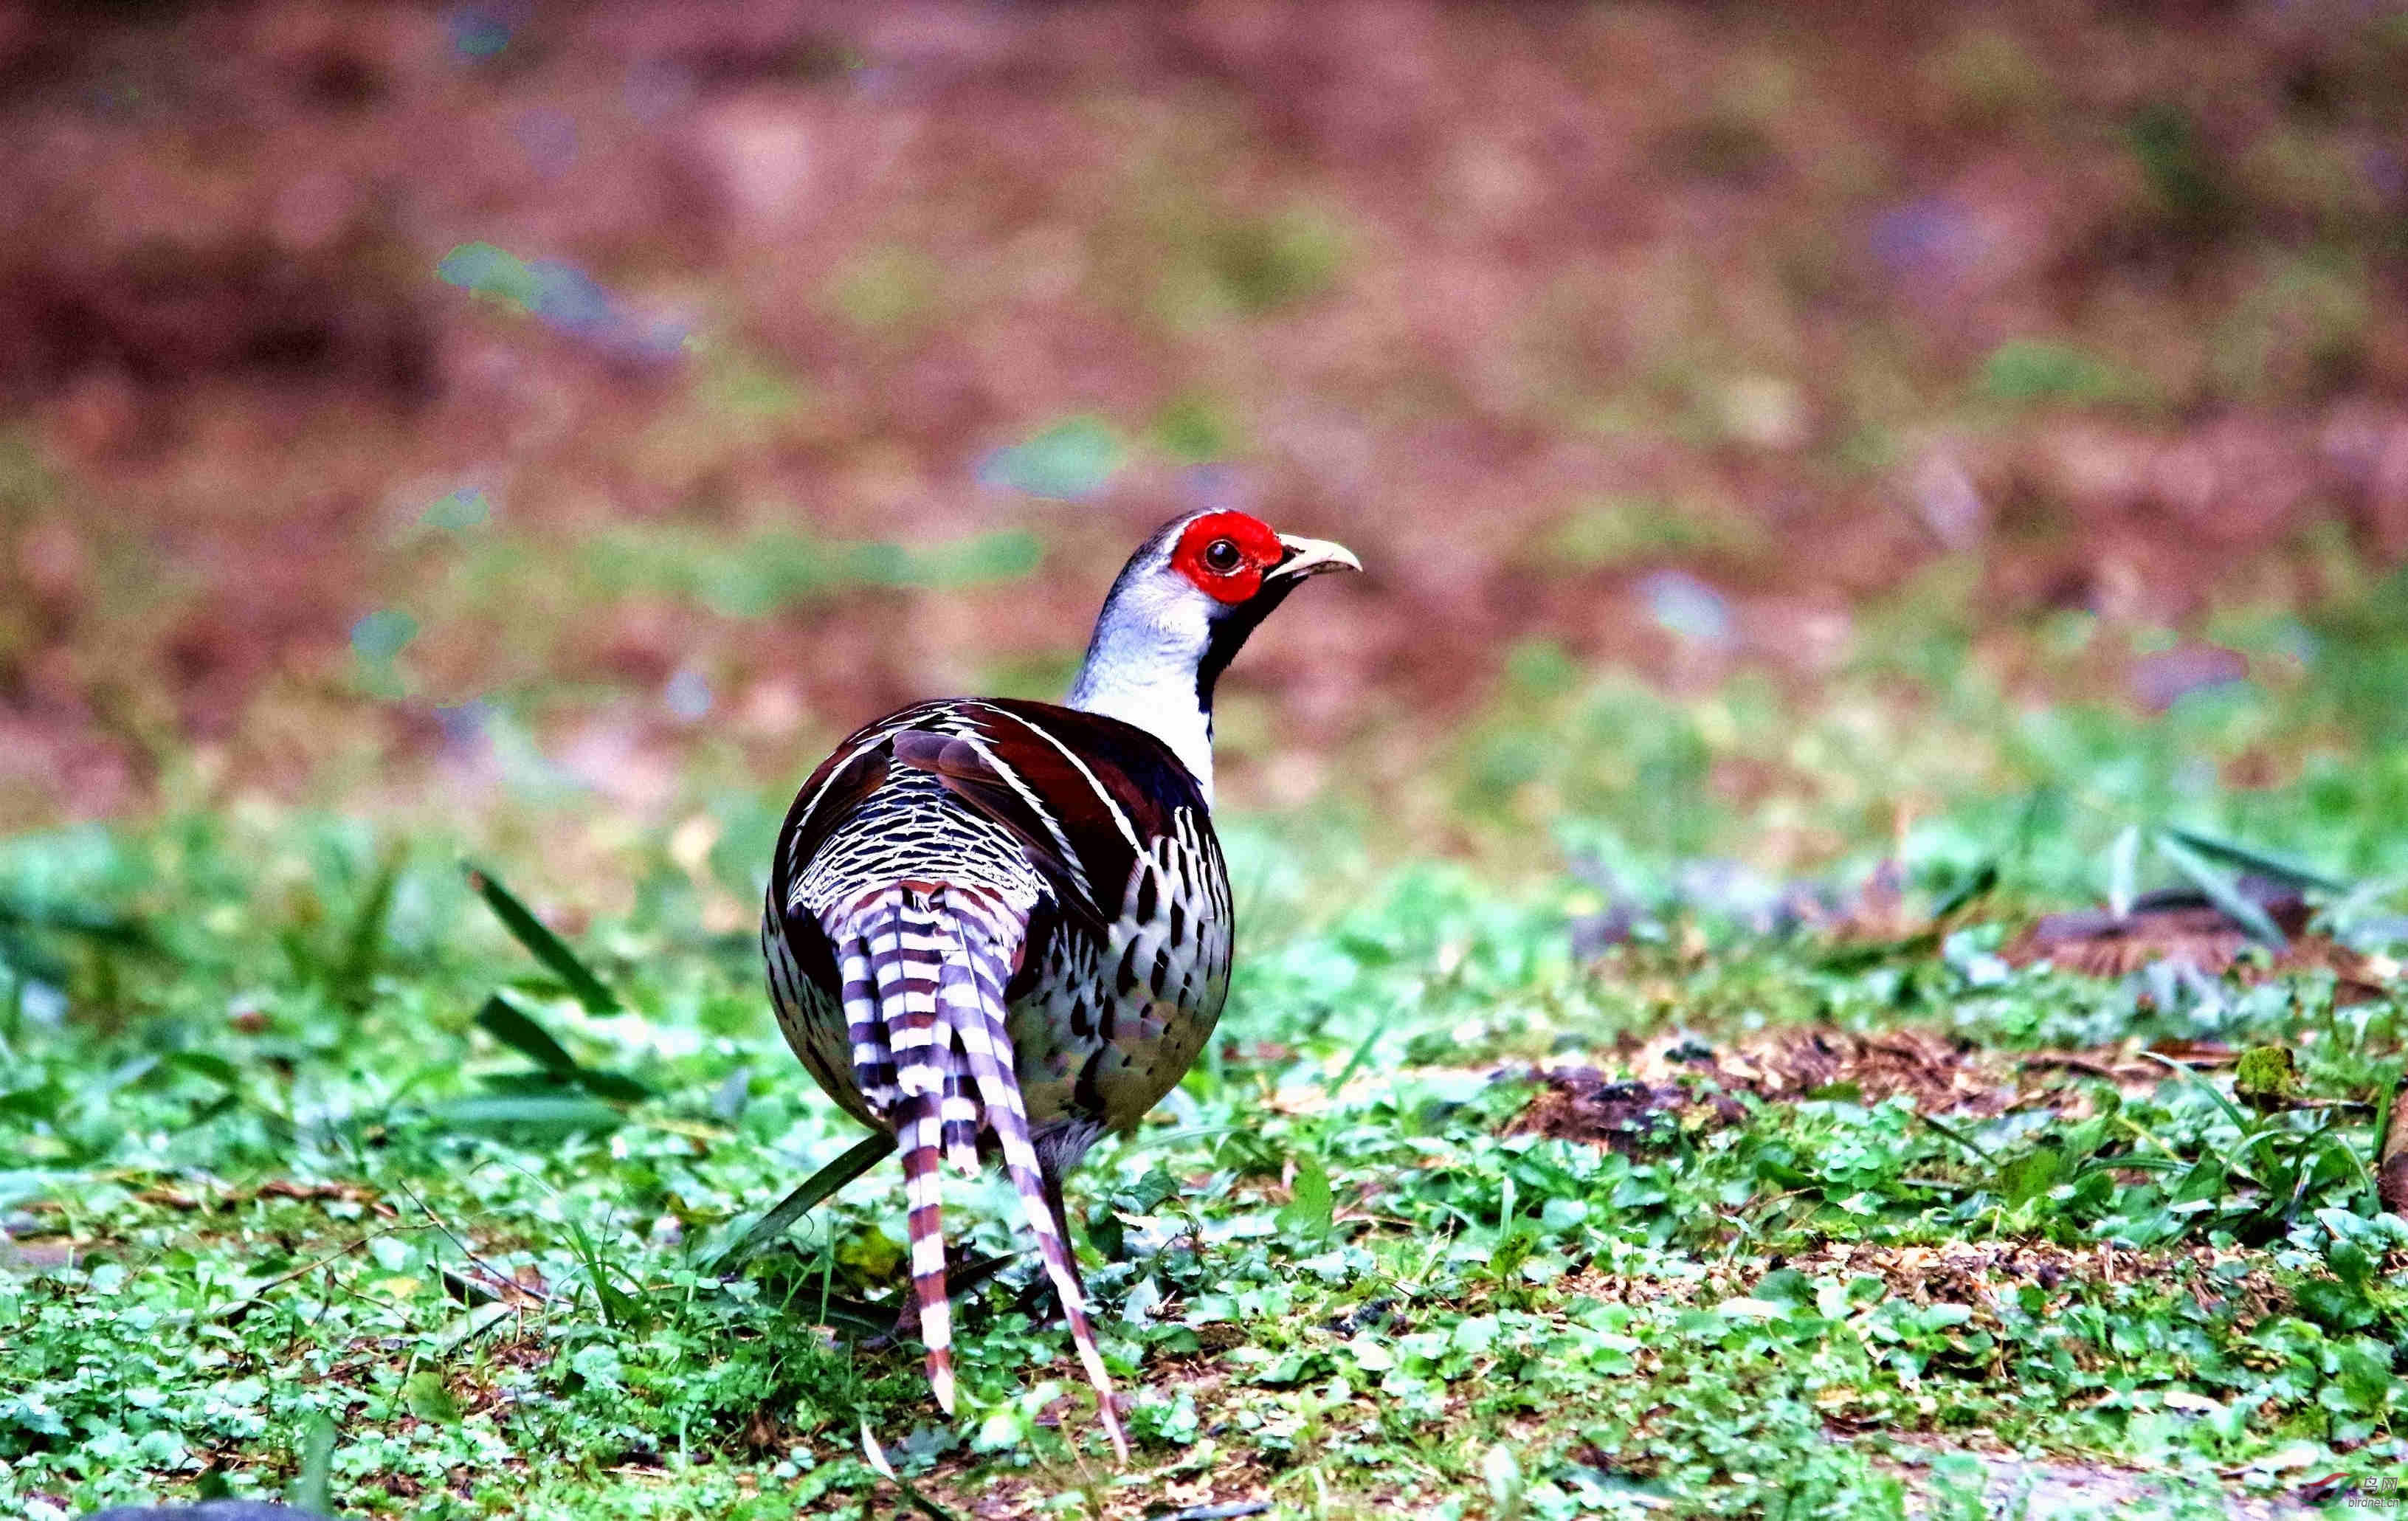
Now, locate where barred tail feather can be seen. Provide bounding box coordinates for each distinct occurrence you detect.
[830,882,1128,1460]
[938,1043,981,1177]
[897,1088,955,1412]
[938,906,1130,1462]
[836,914,897,1114]
[865,892,960,1413]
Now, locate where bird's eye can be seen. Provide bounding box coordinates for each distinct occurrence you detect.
[1202,538,1243,573]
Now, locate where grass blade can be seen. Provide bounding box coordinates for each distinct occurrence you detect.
[1928,860,1998,923]
[290,1410,337,1514]
[1323,1018,1387,1098]
[2153,833,2287,950]
[474,992,579,1074]
[862,1421,962,1521]
[429,1094,627,1137]
[1915,1111,1997,1165]
[2107,826,2139,920]
[2377,1069,2408,1217]
[0,893,149,947]
[567,1215,648,1330]
[2139,1050,2251,1130]
[335,844,404,1004]
[892,1476,962,1521]
[471,994,653,1102]
[563,1068,652,1103]
[715,1131,897,1271]
[2161,826,2347,895]
[463,861,621,1014]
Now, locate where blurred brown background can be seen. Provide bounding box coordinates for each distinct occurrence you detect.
[1,0,2404,845]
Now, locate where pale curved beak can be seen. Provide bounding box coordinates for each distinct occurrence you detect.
[1269,534,1362,581]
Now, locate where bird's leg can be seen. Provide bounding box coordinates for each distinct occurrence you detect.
[1043,1159,1079,1255]
[874,1245,1021,1342]
[1011,1160,1080,1324]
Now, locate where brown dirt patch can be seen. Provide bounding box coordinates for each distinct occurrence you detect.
[1509,1025,2329,1142]
[1508,1069,1737,1151]
[903,1413,1282,1521]
[1885,1446,2316,1520]
[2001,892,2396,1002]
[1672,1027,2019,1116]
[1768,1238,2285,1320]
[1510,1029,2017,1141]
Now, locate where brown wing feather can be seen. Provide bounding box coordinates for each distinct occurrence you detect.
[774,723,903,887]
[769,734,894,993]
[983,700,1205,834]
[891,725,1111,931]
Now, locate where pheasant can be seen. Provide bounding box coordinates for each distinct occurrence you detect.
[761,508,1358,1458]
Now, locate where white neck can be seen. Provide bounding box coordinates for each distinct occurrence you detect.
[1065,616,1216,805]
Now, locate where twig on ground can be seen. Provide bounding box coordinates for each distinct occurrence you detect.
[390,1176,555,1302]
[206,1223,423,1320]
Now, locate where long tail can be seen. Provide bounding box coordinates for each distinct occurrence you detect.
[832,882,1128,1461]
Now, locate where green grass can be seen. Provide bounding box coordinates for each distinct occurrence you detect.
[9,579,2408,1519]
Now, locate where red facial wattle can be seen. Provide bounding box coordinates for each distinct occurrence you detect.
[1169,511,1286,604]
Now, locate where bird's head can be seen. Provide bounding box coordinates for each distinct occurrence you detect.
[1067,508,1360,790]
[1157,509,1363,610]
